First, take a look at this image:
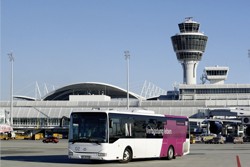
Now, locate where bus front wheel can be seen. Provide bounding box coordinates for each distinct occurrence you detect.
[166,146,174,160]
[120,147,132,163]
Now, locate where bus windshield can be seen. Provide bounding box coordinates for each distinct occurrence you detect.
[69,112,108,144]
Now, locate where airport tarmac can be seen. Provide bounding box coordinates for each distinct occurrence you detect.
[0,139,250,167]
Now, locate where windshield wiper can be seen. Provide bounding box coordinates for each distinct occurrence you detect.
[69,137,90,144]
[89,138,103,145]
[70,137,105,144]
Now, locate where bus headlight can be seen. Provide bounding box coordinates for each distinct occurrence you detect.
[98,153,107,157]
[69,150,74,156]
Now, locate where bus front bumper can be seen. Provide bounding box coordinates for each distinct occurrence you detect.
[68,150,107,160]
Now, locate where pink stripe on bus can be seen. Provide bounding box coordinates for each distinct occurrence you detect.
[160,119,187,157]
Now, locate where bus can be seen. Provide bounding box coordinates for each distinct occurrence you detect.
[68,109,190,163]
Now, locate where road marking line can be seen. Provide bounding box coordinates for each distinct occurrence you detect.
[236,155,241,167]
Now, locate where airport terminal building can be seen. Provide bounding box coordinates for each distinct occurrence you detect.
[1,81,250,131]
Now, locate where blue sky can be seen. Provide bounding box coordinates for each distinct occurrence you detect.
[1,0,250,100]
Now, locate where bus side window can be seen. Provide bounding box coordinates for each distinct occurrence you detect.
[109,118,123,136]
[134,118,146,138]
[125,123,132,137]
[109,119,113,128]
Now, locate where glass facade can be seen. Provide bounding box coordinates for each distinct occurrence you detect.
[206,70,228,76]
[171,34,208,61]
[171,35,208,53]
[13,118,63,127]
[180,88,250,94]
[176,52,203,61]
[178,23,199,33]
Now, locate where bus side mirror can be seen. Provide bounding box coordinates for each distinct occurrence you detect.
[109,119,113,128]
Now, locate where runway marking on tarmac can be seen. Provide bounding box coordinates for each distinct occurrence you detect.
[236,155,241,167]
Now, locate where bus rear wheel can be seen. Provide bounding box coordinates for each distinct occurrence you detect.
[120,148,132,163]
[166,146,174,160]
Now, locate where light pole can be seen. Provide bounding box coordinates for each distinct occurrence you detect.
[124,51,130,110]
[8,52,14,126]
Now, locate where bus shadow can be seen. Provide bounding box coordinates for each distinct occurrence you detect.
[1,155,190,164]
[1,155,107,164]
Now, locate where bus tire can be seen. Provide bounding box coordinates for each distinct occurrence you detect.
[120,147,132,163]
[166,146,174,160]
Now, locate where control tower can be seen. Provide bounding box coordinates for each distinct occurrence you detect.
[203,66,229,85]
[171,17,208,84]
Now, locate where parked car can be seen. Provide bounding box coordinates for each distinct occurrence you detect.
[42,137,59,143]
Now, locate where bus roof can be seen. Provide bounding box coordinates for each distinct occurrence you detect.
[71,109,188,119]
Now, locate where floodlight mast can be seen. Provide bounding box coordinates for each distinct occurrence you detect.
[248,50,250,77]
[8,52,14,126]
[124,51,130,110]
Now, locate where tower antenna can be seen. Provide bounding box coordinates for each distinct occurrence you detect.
[185,17,193,21]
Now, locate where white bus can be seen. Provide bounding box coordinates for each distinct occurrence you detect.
[68,109,190,163]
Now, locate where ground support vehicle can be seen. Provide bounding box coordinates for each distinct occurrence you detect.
[42,137,59,143]
[204,136,225,144]
[233,137,244,144]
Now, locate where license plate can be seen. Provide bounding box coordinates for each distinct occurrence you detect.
[81,155,90,159]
